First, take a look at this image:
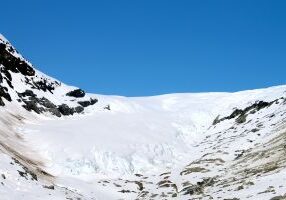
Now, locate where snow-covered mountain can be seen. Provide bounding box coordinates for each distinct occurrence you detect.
[0,34,286,200]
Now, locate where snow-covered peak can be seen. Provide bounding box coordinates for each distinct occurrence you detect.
[0,34,99,117]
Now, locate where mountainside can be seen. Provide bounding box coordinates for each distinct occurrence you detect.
[0,34,286,200]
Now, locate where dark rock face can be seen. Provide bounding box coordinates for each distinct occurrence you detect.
[0,97,5,106]
[58,104,84,115]
[18,90,63,117]
[0,37,95,117]
[78,98,98,107]
[66,89,85,98]
[39,97,57,109]
[213,100,275,125]
[18,89,87,117]
[48,108,62,117]
[74,106,84,113]
[23,77,60,94]
[0,41,60,95]
[31,79,57,93]
[0,43,35,76]
[22,100,44,114]
[0,86,12,106]
[58,104,75,116]
[18,90,36,98]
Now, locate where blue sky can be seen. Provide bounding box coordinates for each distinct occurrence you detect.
[2,0,286,96]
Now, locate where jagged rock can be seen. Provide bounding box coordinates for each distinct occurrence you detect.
[0,43,35,76]
[213,115,220,125]
[18,90,63,116]
[43,185,55,190]
[18,90,36,98]
[22,100,45,114]
[78,98,98,107]
[58,104,75,116]
[66,89,85,98]
[4,78,13,88]
[1,68,12,82]
[213,100,274,125]
[235,114,247,124]
[0,97,4,106]
[48,108,62,117]
[180,177,216,196]
[104,104,111,110]
[74,106,84,113]
[13,158,38,181]
[32,78,57,93]
[0,86,12,103]
[39,97,57,109]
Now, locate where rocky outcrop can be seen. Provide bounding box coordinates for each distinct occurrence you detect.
[213,100,279,125]
[0,86,12,106]
[66,89,85,98]
[0,35,99,117]
[78,98,98,107]
[19,90,60,116]
[58,104,84,116]
[0,43,35,76]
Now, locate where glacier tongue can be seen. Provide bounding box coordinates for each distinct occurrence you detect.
[17,86,286,200]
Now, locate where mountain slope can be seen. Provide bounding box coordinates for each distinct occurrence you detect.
[0,34,286,200]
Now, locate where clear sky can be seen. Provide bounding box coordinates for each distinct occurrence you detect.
[1,0,286,96]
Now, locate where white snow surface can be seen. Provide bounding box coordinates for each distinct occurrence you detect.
[21,86,286,177]
[4,85,286,200]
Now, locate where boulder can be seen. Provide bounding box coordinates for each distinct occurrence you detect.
[74,106,84,113]
[66,89,85,98]
[58,104,74,116]
[78,98,98,107]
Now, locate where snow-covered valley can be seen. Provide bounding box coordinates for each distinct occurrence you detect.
[0,34,286,199]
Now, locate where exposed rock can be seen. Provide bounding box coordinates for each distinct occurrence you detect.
[0,97,4,106]
[0,43,35,76]
[236,114,247,124]
[78,98,98,107]
[213,100,274,125]
[58,104,75,116]
[270,195,286,200]
[180,167,209,176]
[66,89,85,98]
[22,100,44,114]
[13,158,38,181]
[39,97,57,109]
[74,106,84,113]
[1,174,6,179]
[104,104,111,110]
[0,86,11,104]
[23,76,60,93]
[180,177,216,196]
[31,78,57,93]
[0,67,12,82]
[43,185,55,190]
[18,90,36,98]
[48,108,62,117]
